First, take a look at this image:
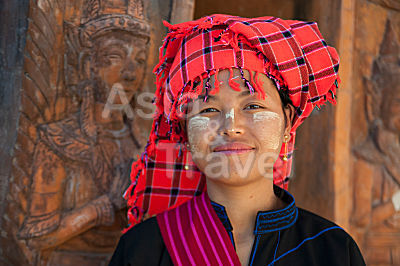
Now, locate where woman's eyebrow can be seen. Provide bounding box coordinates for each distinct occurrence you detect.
[240,90,252,97]
[197,95,216,102]
[240,90,263,98]
[196,89,266,102]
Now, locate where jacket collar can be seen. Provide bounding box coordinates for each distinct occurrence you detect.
[210,185,298,235]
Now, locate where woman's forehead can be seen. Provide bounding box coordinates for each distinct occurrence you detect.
[195,68,281,102]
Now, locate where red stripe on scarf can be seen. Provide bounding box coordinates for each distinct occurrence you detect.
[157,192,241,265]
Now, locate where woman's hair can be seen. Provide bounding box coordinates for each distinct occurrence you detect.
[277,86,293,128]
[278,88,292,107]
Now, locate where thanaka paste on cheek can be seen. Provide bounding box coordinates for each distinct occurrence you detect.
[188,116,210,154]
[252,111,282,150]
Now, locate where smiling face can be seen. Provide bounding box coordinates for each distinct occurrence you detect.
[185,69,293,185]
[92,31,148,103]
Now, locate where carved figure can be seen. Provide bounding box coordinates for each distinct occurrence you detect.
[353,19,400,230]
[17,0,150,264]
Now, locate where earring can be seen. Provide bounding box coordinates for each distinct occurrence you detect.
[282,135,290,161]
[184,143,190,170]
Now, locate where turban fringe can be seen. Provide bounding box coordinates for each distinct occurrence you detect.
[124,14,340,230]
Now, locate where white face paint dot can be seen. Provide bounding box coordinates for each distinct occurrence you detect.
[226,108,235,121]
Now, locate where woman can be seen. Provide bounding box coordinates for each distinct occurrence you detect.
[110,14,365,265]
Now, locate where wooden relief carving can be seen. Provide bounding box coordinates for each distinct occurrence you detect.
[7,0,154,264]
[368,0,400,11]
[353,14,400,262]
[1,0,195,264]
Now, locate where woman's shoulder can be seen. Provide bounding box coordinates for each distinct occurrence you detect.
[271,207,366,265]
[109,217,171,265]
[297,207,340,226]
[122,216,161,241]
[296,207,354,240]
[293,207,365,264]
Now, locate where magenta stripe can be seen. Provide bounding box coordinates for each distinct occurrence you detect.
[176,206,196,265]
[193,196,223,265]
[163,211,183,266]
[201,195,235,265]
[187,201,210,265]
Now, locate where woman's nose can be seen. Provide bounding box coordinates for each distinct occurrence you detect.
[219,108,244,136]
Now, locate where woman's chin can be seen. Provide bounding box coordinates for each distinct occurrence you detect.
[205,171,273,187]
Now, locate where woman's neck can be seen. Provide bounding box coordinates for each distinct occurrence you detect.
[206,177,284,265]
[206,177,283,239]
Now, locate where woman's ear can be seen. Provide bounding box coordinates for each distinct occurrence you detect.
[179,119,188,139]
[283,104,295,136]
[179,119,185,132]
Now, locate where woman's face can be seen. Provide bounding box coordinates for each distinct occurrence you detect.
[186,69,293,185]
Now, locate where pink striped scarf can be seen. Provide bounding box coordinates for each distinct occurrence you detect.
[156,192,241,265]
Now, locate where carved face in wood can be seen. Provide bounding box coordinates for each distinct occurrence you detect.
[91,31,148,103]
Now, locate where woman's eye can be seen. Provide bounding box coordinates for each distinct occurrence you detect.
[200,107,219,114]
[244,104,263,110]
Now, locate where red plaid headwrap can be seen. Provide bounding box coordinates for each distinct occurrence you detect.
[124,14,340,229]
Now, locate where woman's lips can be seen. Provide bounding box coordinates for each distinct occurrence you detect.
[213,143,255,155]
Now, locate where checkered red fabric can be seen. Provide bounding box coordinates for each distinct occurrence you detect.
[124,14,340,229]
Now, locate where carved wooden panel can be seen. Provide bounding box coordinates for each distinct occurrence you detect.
[351,0,400,264]
[1,0,194,265]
